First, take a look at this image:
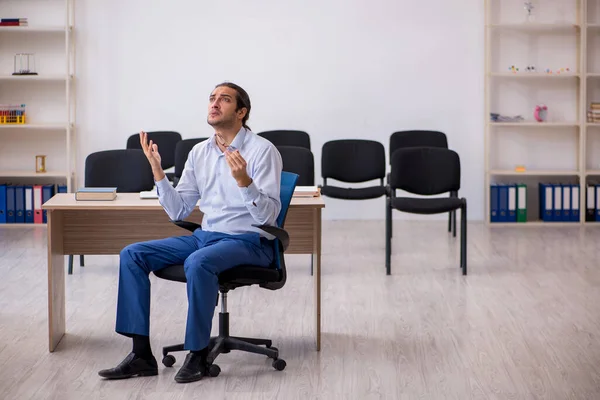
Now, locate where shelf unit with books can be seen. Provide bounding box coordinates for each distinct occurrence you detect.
[0,0,75,227]
[484,0,589,226]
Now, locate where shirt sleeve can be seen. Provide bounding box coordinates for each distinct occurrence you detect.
[238,145,282,226]
[155,148,201,221]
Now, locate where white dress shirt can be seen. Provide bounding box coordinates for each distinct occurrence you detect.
[155,127,283,238]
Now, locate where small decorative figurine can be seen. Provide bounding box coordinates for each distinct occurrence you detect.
[509,65,519,73]
[534,104,548,122]
[13,53,37,75]
[36,155,47,173]
[526,65,536,72]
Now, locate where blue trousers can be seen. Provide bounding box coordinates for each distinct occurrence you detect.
[115,228,274,351]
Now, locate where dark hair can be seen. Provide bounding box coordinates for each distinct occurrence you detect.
[215,82,251,130]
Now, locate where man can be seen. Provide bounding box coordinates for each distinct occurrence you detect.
[98,82,283,383]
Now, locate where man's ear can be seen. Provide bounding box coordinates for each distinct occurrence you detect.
[237,107,247,119]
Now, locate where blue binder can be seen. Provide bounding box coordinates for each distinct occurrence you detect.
[0,184,6,223]
[539,183,553,222]
[24,185,34,223]
[561,184,570,222]
[42,185,54,223]
[571,184,580,222]
[57,185,67,193]
[15,185,25,223]
[508,184,517,222]
[490,184,499,222]
[498,184,509,222]
[6,185,15,223]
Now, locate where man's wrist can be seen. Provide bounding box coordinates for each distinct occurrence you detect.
[153,168,166,182]
[237,176,253,187]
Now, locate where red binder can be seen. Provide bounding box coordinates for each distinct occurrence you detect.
[33,185,43,224]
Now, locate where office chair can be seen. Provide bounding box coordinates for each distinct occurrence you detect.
[319,139,386,200]
[126,131,182,182]
[388,130,456,237]
[153,171,299,377]
[173,138,208,187]
[68,149,155,275]
[257,130,311,150]
[386,147,467,276]
[276,145,314,186]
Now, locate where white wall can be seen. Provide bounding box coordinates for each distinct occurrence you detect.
[75,0,485,220]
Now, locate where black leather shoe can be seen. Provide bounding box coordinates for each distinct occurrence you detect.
[98,352,158,379]
[174,352,207,383]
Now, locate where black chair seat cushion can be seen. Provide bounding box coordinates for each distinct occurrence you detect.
[153,264,281,287]
[320,185,386,200]
[392,197,464,214]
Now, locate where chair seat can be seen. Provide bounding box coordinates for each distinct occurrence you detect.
[391,197,464,214]
[321,185,386,200]
[153,264,281,290]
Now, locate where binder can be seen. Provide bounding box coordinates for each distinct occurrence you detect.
[24,185,33,223]
[33,185,43,224]
[498,184,508,222]
[6,185,15,223]
[0,184,6,223]
[562,184,571,222]
[42,184,54,223]
[490,184,499,222]
[517,183,527,222]
[596,185,600,221]
[57,185,67,193]
[571,184,580,222]
[553,184,562,222]
[587,184,596,222]
[539,183,553,222]
[508,184,517,222]
[15,185,25,223]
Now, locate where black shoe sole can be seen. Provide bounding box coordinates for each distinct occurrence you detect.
[98,369,158,379]
[174,373,205,384]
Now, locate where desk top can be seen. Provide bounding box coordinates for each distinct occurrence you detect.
[42,193,325,210]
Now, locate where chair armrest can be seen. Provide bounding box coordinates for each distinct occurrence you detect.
[171,220,201,233]
[252,224,290,251]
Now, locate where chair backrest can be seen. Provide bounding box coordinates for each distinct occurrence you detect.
[174,138,208,179]
[390,147,461,195]
[258,130,311,150]
[276,145,314,186]
[85,149,155,192]
[321,139,385,183]
[389,130,448,164]
[261,171,298,291]
[126,131,182,170]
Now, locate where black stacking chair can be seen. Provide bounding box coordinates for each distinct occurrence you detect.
[258,130,311,150]
[388,130,455,237]
[173,138,208,187]
[277,145,314,186]
[153,171,299,377]
[386,147,467,276]
[126,131,182,182]
[68,149,155,274]
[319,139,386,200]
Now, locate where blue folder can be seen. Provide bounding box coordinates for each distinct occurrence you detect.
[42,185,55,223]
[15,185,25,223]
[6,185,15,223]
[490,184,499,222]
[0,184,6,223]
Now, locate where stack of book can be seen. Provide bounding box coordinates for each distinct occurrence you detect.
[588,102,600,123]
[0,18,28,27]
[75,187,117,201]
[293,186,321,197]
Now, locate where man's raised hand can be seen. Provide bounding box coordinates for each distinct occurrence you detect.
[139,131,165,181]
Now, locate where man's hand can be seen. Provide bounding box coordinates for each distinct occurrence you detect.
[140,131,165,181]
[225,149,252,187]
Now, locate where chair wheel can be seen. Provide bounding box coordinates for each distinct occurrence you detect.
[208,364,221,377]
[162,355,176,367]
[272,359,286,371]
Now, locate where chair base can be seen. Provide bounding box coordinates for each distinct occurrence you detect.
[161,311,286,375]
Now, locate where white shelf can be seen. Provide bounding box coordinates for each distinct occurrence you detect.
[0,223,47,228]
[0,26,69,33]
[488,23,580,30]
[0,124,68,130]
[489,170,580,176]
[490,221,581,227]
[489,72,580,78]
[0,171,68,178]
[489,122,579,127]
[0,74,70,82]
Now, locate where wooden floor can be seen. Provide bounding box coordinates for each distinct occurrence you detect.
[1,220,600,399]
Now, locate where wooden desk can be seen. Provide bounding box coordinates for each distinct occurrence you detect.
[42,193,325,353]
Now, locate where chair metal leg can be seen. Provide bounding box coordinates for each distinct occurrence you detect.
[68,255,73,275]
[310,257,313,276]
[461,203,467,275]
[453,210,457,237]
[162,343,185,356]
[225,337,279,359]
[385,198,392,275]
[231,336,272,347]
[80,255,85,267]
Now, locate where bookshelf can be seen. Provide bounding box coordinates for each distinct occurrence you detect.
[483,0,599,225]
[0,0,75,227]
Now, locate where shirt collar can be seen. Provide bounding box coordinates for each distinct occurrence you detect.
[209,126,248,151]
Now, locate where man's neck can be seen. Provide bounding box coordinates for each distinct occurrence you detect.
[214,124,243,147]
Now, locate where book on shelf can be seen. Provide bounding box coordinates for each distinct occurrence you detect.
[75,187,117,201]
[0,18,28,26]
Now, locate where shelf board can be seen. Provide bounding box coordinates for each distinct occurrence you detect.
[489,170,580,176]
[587,123,600,127]
[488,23,580,30]
[0,124,68,130]
[490,72,579,78]
[490,221,581,227]
[489,122,579,127]
[586,170,600,175]
[0,26,68,33]
[0,223,46,228]
[0,171,67,178]
[0,74,70,82]
[587,73,600,78]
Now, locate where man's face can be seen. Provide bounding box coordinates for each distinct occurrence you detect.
[207,86,245,128]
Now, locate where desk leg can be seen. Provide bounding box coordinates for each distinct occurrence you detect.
[48,210,65,352]
[312,208,322,351]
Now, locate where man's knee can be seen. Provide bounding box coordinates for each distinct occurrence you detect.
[183,252,212,276]
[119,242,146,268]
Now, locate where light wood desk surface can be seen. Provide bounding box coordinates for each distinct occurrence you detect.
[43,193,324,352]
